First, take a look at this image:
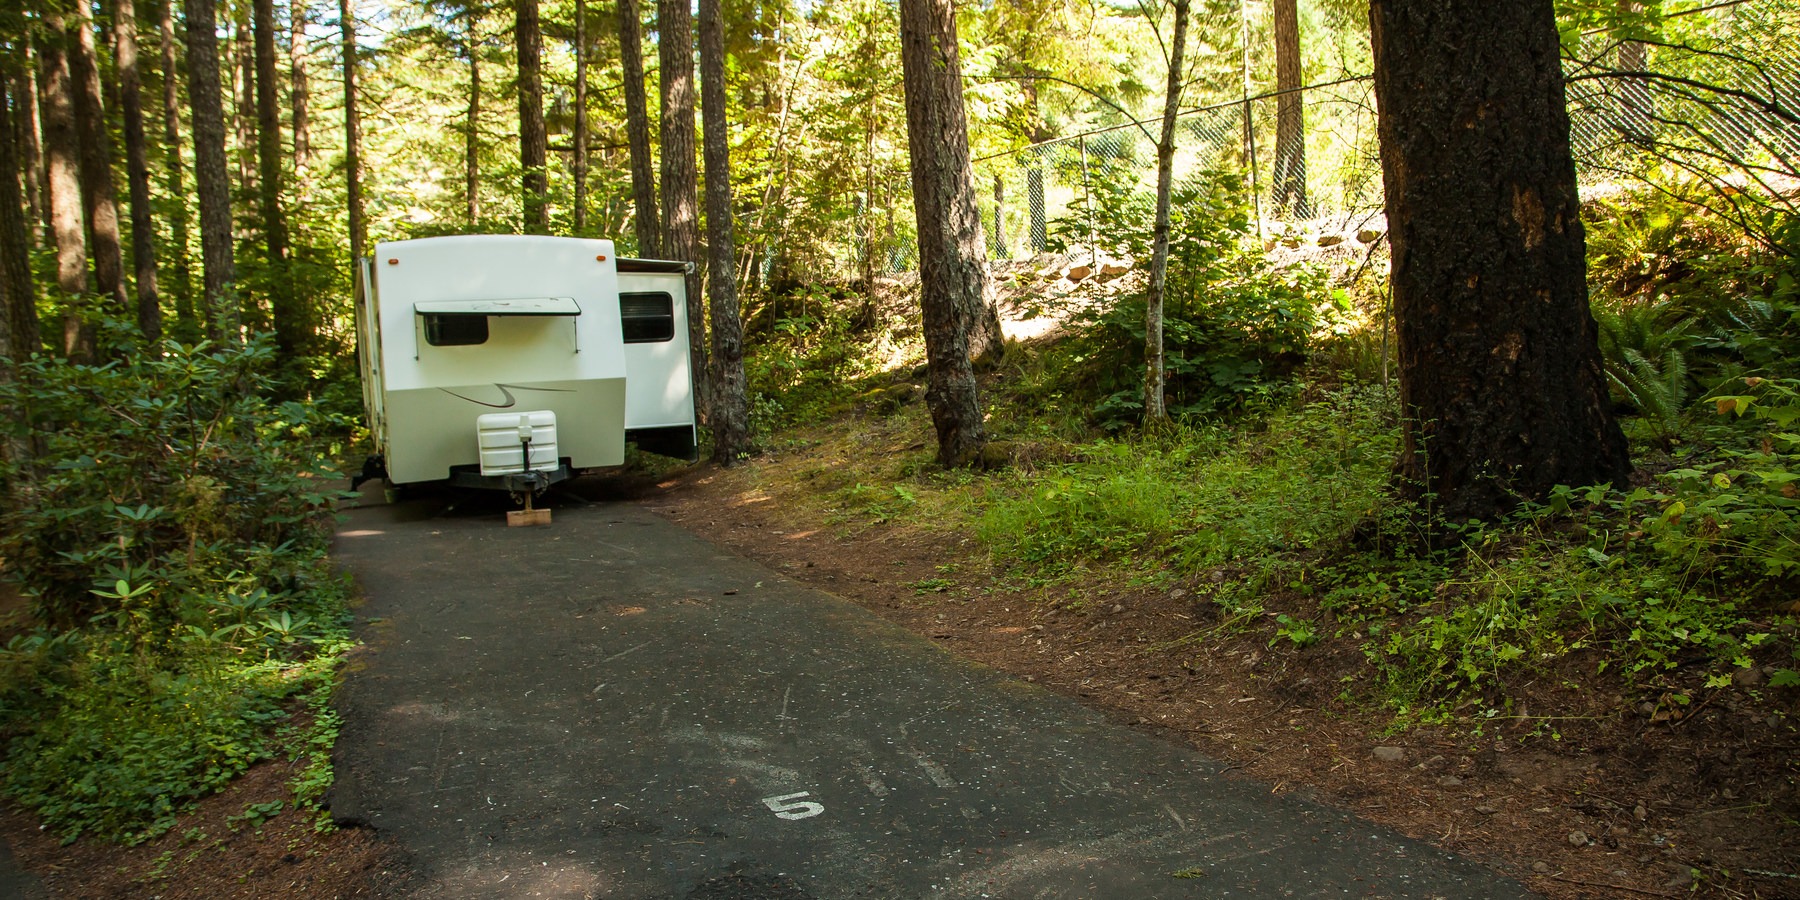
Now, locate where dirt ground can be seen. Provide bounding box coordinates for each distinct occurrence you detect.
[4,450,1795,898]
[0,757,394,899]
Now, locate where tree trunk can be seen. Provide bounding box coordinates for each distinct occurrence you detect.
[13,49,43,247]
[573,0,589,233]
[232,7,255,200]
[255,0,305,360]
[69,3,129,320]
[290,0,311,170]
[698,0,747,463]
[340,0,365,265]
[186,0,239,340]
[0,72,41,358]
[116,0,163,341]
[37,11,91,359]
[466,31,480,225]
[897,0,988,467]
[1144,0,1189,424]
[1271,0,1307,219]
[1370,0,1630,522]
[659,0,706,417]
[516,0,548,233]
[618,0,658,256]
[160,0,197,336]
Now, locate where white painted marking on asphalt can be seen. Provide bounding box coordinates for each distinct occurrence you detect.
[909,752,958,789]
[762,791,825,820]
[857,765,890,797]
[604,642,651,663]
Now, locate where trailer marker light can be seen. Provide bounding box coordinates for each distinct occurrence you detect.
[387,258,398,265]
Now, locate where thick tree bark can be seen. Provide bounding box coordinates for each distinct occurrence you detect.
[573,0,589,233]
[160,0,197,336]
[466,34,480,225]
[0,73,41,357]
[232,7,255,198]
[618,0,658,256]
[37,12,91,359]
[116,0,163,341]
[1370,0,1630,521]
[1271,0,1308,218]
[255,0,305,359]
[516,0,548,233]
[69,3,129,319]
[290,0,311,170]
[1144,0,1189,424]
[897,0,989,466]
[698,0,747,463]
[186,0,239,340]
[13,51,42,246]
[659,0,706,417]
[340,0,366,265]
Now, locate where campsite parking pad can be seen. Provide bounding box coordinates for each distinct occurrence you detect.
[331,487,1533,899]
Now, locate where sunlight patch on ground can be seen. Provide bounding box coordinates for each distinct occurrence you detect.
[339,529,386,538]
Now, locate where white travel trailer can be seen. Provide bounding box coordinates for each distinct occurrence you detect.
[354,235,697,494]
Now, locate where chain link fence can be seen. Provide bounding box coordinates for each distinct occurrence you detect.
[858,0,1796,275]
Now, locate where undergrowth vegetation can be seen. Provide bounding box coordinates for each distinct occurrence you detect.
[744,179,1800,727]
[0,335,355,844]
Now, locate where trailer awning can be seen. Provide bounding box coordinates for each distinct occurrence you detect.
[414,298,582,317]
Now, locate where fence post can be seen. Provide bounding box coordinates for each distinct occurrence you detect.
[993,173,1007,259]
[1243,100,1263,243]
[1080,136,1097,267]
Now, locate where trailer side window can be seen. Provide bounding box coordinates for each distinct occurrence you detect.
[423,314,489,346]
[620,292,675,343]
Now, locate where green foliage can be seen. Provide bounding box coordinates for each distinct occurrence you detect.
[1593,302,1696,446]
[1047,173,1339,428]
[977,386,1397,578]
[744,292,890,434]
[1359,378,1800,715]
[0,335,355,844]
[0,335,347,633]
[1,640,285,844]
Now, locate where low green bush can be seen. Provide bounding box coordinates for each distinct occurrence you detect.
[0,334,354,843]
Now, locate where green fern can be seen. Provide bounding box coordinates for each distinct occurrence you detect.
[1594,302,1696,446]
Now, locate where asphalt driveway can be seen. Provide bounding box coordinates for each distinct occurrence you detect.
[330,484,1532,899]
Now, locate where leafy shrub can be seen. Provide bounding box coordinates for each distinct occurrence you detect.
[0,333,353,842]
[1048,173,1339,428]
[744,298,887,435]
[0,335,342,634]
[2,639,285,843]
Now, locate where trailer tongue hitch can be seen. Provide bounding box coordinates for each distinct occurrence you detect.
[507,415,553,526]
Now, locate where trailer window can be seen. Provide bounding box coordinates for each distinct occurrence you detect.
[620,292,675,343]
[423,314,489,346]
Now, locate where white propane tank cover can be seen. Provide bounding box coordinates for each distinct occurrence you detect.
[477,410,559,475]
